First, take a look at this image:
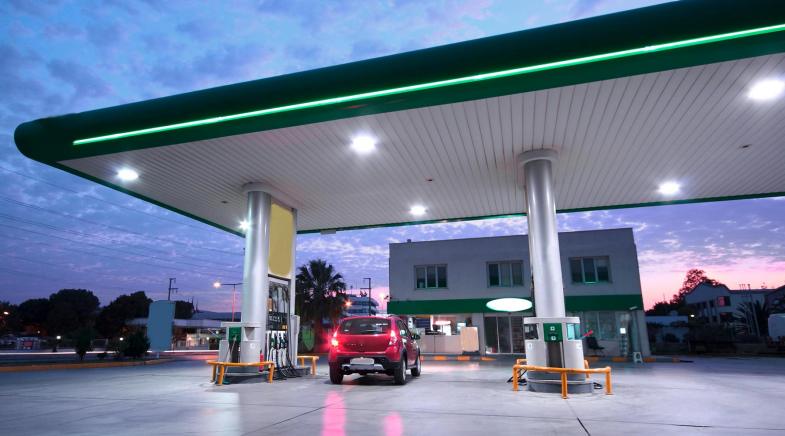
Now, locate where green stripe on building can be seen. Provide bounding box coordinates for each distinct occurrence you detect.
[387,294,644,315]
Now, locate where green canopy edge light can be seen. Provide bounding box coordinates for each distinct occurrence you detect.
[73,23,785,146]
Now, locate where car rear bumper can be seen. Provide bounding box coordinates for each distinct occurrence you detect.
[331,355,400,373]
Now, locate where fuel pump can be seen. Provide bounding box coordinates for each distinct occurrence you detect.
[264,281,300,379]
[524,317,592,393]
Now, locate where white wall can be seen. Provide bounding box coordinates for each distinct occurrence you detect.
[389,228,642,301]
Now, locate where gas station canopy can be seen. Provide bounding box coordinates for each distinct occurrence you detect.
[14,0,785,235]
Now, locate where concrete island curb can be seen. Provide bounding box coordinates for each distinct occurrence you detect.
[0,358,175,373]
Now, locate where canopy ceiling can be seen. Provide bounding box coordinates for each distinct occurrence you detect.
[15,0,785,235]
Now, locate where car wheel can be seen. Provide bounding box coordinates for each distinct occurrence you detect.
[329,364,344,384]
[410,352,421,377]
[394,354,407,385]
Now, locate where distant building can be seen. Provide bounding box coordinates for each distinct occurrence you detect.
[684,283,773,325]
[129,317,223,350]
[344,294,379,317]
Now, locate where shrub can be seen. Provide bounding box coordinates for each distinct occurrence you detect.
[124,331,150,359]
[663,333,679,343]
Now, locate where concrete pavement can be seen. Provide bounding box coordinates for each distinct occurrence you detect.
[1,356,783,435]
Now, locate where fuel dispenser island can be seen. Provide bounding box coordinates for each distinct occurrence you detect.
[218,279,303,377]
[523,317,592,393]
[216,189,307,379]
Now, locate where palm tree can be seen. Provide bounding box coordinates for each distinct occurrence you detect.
[734,301,770,337]
[295,259,348,342]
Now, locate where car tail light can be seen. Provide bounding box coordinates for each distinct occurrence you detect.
[388,329,397,346]
[331,331,339,347]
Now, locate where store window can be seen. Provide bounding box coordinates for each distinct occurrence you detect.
[569,256,611,284]
[577,311,619,340]
[415,265,447,289]
[488,261,524,287]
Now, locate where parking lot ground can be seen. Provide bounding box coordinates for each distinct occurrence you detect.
[1,356,784,435]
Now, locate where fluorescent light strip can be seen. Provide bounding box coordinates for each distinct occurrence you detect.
[74,23,785,146]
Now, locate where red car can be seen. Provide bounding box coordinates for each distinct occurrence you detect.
[328,315,422,385]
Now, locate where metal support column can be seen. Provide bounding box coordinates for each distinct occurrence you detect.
[289,208,299,364]
[518,149,589,394]
[519,150,566,318]
[239,185,272,365]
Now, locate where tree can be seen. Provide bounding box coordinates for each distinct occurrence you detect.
[0,301,21,334]
[646,300,682,316]
[17,298,51,334]
[174,300,195,319]
[47,289,100,335]
[96,292,152,338]
[671,269,722,305]
[74,327,95,361]
[296,259,348,340]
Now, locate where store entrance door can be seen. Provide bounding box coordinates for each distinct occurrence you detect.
[484,315,526,354]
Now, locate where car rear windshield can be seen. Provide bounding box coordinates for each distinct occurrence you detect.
[340,318,390,335]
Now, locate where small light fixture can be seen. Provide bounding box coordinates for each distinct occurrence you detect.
[409,205,427,216]
[658,181,680,196]
[117,168,139,181]
[748,78,785,101]
[213,281,221,288]
[350,135,376,154]
[56,335,61,340]
[239,220,249,231]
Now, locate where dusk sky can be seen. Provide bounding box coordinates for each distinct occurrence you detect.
[1,0,783,312]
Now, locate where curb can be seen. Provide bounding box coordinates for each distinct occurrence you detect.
[421,355,496,362]
[0,358,175,373]
[420,355,686,363]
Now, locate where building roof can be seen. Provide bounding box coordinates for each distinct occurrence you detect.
[389,227,633,246]
[14,0,785,235]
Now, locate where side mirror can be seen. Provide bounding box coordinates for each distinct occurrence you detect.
[412,333,421,340]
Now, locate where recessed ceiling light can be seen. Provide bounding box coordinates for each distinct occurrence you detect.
[350,135,376,154]
[658,181,680,196]
[409,205,427,216]
[117,168,139,181]
[239,220,249,231]
[748,79,785,101]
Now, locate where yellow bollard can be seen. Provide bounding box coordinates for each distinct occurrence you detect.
[605,367,613,395]
[560,371,568,399]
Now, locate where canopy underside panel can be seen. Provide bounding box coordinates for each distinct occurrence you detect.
[59,53,785,233]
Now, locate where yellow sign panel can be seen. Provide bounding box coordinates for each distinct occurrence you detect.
[268,202,294,278]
